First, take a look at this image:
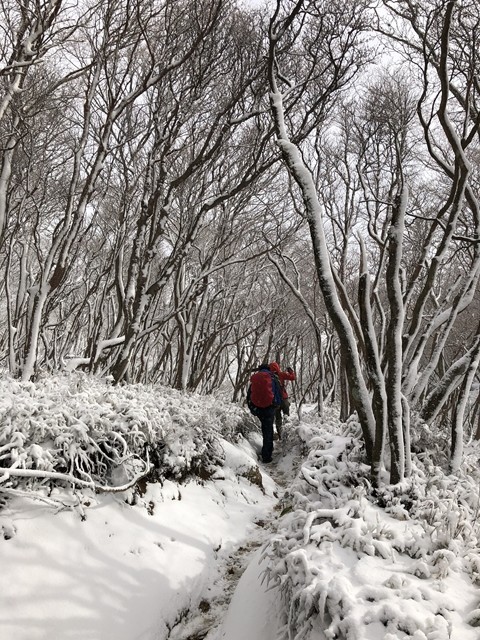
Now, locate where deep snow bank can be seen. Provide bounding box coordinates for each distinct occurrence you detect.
[0,372,279,640]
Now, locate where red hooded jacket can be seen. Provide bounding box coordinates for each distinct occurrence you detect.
[269,362,295,400]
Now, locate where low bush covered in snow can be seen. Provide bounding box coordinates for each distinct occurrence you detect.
[0,373,277,640]
[4,373,480,639]
[0,372,254,500]
[263,415,480,640]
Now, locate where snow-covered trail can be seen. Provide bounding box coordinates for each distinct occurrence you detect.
[168,437,303,640]
[0,423,303,640]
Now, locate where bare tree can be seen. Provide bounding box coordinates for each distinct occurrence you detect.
[267,0,376,463]
[266,0,480,482]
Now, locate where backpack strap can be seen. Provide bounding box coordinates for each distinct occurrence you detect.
[269,372,282,407]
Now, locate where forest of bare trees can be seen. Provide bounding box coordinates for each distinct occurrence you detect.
[1,0,480,485]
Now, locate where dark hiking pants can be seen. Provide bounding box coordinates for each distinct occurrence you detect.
[257,406,275,462]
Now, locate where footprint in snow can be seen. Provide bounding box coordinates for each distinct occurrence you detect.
[1,520,17,540]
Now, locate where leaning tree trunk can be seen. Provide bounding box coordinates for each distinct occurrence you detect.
[267,36,375,461]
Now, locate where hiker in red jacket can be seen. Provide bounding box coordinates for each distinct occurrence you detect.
[247,363,282,463]
[269,362,295,439]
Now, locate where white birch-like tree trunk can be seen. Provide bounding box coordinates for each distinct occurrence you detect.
[450,343,480,472]
[267,39,375,458]
[384,185,408,484]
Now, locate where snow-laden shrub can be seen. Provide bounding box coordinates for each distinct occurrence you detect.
[0,372,248,496]
[409,417,449,463]
[263,420,480,640]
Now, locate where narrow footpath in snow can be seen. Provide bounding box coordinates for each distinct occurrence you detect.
[168,433,304,640]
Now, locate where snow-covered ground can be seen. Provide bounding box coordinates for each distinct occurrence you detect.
[0,374,292,640]
[1,374,480,640]
[0,442,278,640]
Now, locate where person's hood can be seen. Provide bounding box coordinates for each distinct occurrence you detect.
[269,362,280,373]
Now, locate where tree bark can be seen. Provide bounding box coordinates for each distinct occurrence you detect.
[267,30,375,459]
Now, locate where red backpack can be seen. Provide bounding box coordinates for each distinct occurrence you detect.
[247,368,281,410]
